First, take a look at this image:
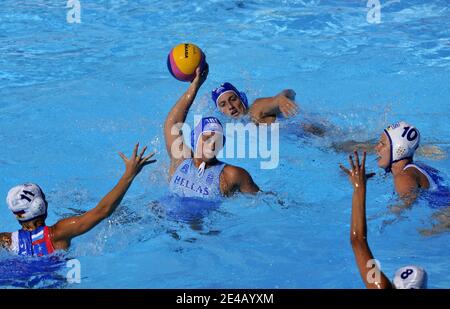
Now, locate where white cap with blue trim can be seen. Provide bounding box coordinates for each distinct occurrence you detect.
[384,121,420,171]
[393,265,427,289]
[6,183,48,222]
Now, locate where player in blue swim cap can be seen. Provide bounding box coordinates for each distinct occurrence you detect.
[212,82,298,124]
[341,151,428,289]
[164,65,259,199]
[211,82,333,138]
[0,144,155,256]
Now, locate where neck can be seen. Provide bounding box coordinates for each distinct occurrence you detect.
[21,218,45,231]
[193,157,218,168]
[390,158,413,177]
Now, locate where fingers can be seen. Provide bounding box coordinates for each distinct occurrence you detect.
[139,146,148,159]
[118,152,128,162]
[141,151,157,167]
[287,105,298,117]
[142,151,155,162]
[361,151,367,169]
[198,63,209,77]
[132,143,139,159]
[281,108,291,118]
[286,99,298,111]
[193,63,209,85]
[281,102,298,117]
[348,154,355,171]
[142,159,157,167]
[354,150,360,169]
[339,164,350,175]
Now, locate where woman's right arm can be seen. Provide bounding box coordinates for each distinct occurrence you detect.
[164,64,209,173]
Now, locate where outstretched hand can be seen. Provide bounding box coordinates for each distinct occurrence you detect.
[119,143,156,178]
[339,151,375,190]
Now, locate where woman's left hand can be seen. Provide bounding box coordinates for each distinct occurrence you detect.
[339,151,374,190]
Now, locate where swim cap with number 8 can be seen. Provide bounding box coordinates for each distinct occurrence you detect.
[167,43,206,82]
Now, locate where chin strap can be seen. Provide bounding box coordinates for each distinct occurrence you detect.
[385,157,413,174]
[384,164,392,173]
[197,161,206,177]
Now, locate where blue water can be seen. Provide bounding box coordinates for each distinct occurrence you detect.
[1,0,449,288]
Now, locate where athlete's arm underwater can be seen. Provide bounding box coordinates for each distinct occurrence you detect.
[0,144,155,256]
[164,66,259,198]
[340,151,392,289]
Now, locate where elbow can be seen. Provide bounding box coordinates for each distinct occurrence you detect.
[93,207,112,221]
[163,118,171,132]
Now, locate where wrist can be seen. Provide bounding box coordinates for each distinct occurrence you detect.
[189,81,201,92]
[353,186,366,194]
[122,171,136,182]
[186,85,199,99]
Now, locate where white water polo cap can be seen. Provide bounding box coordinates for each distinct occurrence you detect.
[393,265,427,289]
[384,121,420,171]
[6,183,48,222]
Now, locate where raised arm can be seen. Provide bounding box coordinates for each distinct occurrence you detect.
[164,64,209,169]
[249,89,298,124]
[51,144,155,246]
[340,151,392,289]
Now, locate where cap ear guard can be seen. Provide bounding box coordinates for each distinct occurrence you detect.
[384,121,420,172]
[6,183,48,222]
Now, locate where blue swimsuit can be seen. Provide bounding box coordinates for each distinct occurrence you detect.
[10,226,55,257]
[166,159,226,222]
[404,162,449,208]
[169,159,225,200]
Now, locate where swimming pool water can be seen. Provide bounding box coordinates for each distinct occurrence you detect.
[0,0,449,288]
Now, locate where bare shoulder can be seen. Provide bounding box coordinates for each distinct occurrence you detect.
[48,222,71,250]
[400,167,421,184]
[222,164,249,182]
[395,170,420,198]
[404,165,431,188]
[220,165,243,195]
[221,164,259,195]
[0,232,12,249]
